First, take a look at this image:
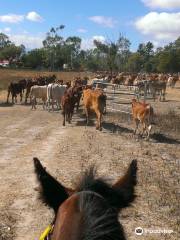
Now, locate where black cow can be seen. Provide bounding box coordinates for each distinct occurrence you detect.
[7,82,24,104]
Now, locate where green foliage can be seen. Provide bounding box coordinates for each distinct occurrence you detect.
[117,35,131,71]
[156,39,180,73]
[0,28,179,73]
[22,48,47,69]
[0,33,25,64]
[126,53,143,72]
[94,39,120,74]
[137,41,154,72]
[0,33,11,48]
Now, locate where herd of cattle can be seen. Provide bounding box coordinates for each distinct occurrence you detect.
[92,72,179,101]
[5,72,179,137]
[6,75,106,130]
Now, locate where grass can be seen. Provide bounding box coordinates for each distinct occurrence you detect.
[0,69,93,91]
[104,110,180,138]
[80,128,179,240]
[0,211,16,240]
[156,110,180,134]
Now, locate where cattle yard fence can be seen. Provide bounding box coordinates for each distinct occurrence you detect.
[94,81,154,115]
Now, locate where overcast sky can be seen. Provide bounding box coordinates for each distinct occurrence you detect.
[0,0,180,50]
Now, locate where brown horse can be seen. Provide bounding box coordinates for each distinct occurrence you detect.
[34,158,138,240]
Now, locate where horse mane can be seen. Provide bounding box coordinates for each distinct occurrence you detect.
[76,164,137,239]
[79,191,126,240]
[76,166,119,207]
[34,159,137,240]
[76,162,137,209]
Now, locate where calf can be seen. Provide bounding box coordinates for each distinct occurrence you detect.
[61,86,82,126]
[132,99,153,139]
[30,85,48,110]
[83,89,106,131]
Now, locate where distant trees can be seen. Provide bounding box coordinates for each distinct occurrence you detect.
[0,28,179,73]
[93,35,131,75]
[0,33,25,65]
[117,35,131,72]
[126,53,143,72]
[0,33,11,48]
[21,48,47,69]
[93,40,118,75]
[137,41,154,72]
[156,38,180,73]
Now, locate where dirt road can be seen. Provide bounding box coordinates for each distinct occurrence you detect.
[0,100,179,240]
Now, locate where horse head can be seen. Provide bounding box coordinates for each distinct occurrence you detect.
[34,158,138,240]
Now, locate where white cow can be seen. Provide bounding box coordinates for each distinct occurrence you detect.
[47,83,67,111]
[30,85,47,110]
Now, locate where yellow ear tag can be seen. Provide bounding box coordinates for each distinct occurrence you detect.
[39,225,53,240]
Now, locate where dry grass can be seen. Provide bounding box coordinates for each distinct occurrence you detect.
[156,110,180,134]
[0,69,94,91]
[102,110,179,239]
[0,211,16,240]
[104,109,180,141]
[77,128,180,240]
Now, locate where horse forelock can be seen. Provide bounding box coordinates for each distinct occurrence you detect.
[77,191,126,240]
[75,166,125,210]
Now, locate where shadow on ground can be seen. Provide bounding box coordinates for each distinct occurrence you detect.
[0,102,14,107]
[102,122,133,134]
[0,102,33,107]
[76,119,95,127]
[151,133,180,144]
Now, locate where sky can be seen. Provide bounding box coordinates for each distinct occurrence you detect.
[0,0,180,50]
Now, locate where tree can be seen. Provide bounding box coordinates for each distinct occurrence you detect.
[154,37,180,73]
[126,53,143,72]
[0,33,25,64]
[117,35,131,71]
[65,36,81,69]
[43,26,65,71]
[0,44,21,62]
[94,40,119,75]
[22,48,47,69]
[0,33,11,49]
[137,41,154,72]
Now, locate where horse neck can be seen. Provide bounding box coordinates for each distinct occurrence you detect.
[51,194,82,240]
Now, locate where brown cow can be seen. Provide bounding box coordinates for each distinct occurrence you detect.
[132,99,153,139]
[61,86,82,126]
[61,94,74,126]
[83,89,106,131]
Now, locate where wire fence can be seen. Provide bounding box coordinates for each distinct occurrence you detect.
[95,81,156,115]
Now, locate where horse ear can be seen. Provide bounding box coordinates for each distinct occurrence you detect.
[33,158,71,213]
[112,160,137,209]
